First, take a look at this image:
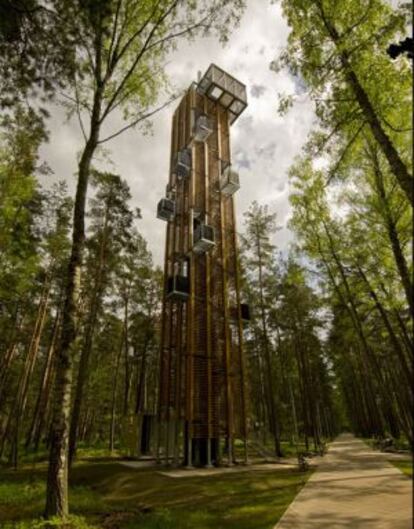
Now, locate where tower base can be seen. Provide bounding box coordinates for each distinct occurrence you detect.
[184,436,220,467]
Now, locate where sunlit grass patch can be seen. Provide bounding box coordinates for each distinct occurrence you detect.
[391,459,413,478]
[1,515,100,529]
[0,461,312,529]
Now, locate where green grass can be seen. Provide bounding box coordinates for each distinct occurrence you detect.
[253,438,325,458]
[0,459,312,529]
[391,459,413,478]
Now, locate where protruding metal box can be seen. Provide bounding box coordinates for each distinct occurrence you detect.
[192,111,213,142]
[193,223,215,254]
[157,198,175,221]
[220,165,240,196]
[174,148,192,180]
[166,275,189,301]
[198,64,247,124]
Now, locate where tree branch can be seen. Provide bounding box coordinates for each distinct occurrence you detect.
[104,64,167,118]
[105,0,123,78]
[327,120,367,183]
[100,0,179,123]
[97,93,182,144]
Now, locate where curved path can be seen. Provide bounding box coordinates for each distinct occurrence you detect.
[274,434,412,529]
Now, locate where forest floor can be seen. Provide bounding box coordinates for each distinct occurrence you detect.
[0,455,312,529]
[274,434,413,529]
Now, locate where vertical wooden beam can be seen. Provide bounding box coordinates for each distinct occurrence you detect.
[185,87,196,467]
[204,95,213,467]
[217,107,234,466]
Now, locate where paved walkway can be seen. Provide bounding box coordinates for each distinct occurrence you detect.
[274,434,412,529]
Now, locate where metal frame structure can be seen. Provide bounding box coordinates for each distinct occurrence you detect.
[157,65,248,467]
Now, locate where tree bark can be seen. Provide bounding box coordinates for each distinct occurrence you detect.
[45,83,102,517]
[369,150,413,317]
[356,265,413,381]
[0,310,24,404]
[0,279,51,463]
[135,337,150,415]
[256,235,282,456]
[122,297,131,417]
[25,310,61,450]
[109,329,124,452]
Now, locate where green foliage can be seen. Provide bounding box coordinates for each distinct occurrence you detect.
[240,201,337,449]
[0,106,46,303]
[288,143,412,440]
[51,0,246,144]
[275,0,412,196]
[0,1,77,109]
[0,479,44,506]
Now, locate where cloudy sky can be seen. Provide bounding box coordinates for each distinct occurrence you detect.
[40,1,315,266]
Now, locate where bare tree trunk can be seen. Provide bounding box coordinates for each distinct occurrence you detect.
[109,330,124,453]
[122,297,131,417]
[311,224,385,436]
[25,311,61,450]
[0,279,51,463]
[69,192,111,465]
[322,222,408,437]
[369,146,413,316]
[0,311,25,404]
[135,337,150,415]
[356,265,413,383]
[256,236,282,456]
[45,88,102,516]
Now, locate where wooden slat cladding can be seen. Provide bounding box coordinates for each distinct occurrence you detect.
[158,83,248,464]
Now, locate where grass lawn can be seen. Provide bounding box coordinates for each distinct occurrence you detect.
[391,459,413,479]
[0,459,312,529]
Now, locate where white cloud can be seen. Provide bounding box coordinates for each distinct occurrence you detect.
[39,1,315,266]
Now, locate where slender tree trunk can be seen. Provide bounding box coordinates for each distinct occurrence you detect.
[135,337,150,415]
[369,148,413,316]
[122,297,130,417]
[294,335,312,450]
[276,329,298,445]
[68,297,100,464]
[311,224,385,435]
[321,223,408,437]
[0,310,24,404]
[109,330,124,453]
[0,280,51,462]
[256,236,282,456]
[356,265,413,383]
[25,311,61,450]
[69,193,111,464]
[45,83,102,517]
[392,307,413,353]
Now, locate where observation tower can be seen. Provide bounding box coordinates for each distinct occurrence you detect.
[156,64,249,466]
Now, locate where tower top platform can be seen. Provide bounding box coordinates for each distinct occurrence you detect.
[197,64,247,124]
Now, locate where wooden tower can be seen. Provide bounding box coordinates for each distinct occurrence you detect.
[156,64,249,467]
